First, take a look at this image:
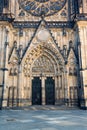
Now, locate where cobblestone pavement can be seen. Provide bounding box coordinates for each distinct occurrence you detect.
[0,106,87,130]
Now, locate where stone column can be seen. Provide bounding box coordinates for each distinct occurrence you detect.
[29,76,32,105]
[83,0,87,13]
[59,75,62,99]
[64,69,68,106]
[17,64,22,106]
[62,73,64,99]
[42,77,46,105]
[0,26,3,94]
[58,76,60,99]
[78,23,87,109]
[2,41,9,107]
[55,76,58,105]
[1,28,9,108]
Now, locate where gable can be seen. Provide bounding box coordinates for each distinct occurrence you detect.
[22,20,64,62]
[8,42,18,64]
[68,48,78,65]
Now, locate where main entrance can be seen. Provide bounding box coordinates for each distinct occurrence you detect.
[32,77,42,105]
[45,77,55,105]
[31,54,57,105]
[32,77,55,105]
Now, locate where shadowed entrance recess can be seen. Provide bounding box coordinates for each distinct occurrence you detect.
[32,77,42,105]
[45,77,55,105]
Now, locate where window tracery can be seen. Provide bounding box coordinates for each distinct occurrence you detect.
[18,0,66,17]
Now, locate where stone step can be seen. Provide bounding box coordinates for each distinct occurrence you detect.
[7,105,79,111]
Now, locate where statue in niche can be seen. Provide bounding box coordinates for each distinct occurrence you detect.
[14,68,18,76]
[69,67,73,75]
[9,68,14,76]
[74,67,77,76]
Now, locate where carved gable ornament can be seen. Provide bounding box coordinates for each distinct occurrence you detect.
[22,20,64,62]
[8,42,18,65]
[68,49,77,65]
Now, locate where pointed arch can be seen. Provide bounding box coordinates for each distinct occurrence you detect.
[22,43,65,76]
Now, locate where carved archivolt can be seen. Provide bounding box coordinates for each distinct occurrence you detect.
[23,43,65,76]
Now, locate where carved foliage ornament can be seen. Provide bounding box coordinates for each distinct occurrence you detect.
[18,0,66,17]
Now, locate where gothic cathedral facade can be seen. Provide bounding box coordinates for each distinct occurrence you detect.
[0,0,87,109]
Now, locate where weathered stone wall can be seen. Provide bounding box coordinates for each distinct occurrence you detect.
[0,0,87,108]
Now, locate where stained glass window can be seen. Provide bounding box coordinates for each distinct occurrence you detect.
[18,0,66,17]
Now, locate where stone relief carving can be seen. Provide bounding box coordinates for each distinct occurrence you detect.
[9,68,18,76]
[69,67,77,76]
[23,43,65,76]
[32,55,54,73]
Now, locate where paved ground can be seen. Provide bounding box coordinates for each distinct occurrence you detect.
[0,106,87,130]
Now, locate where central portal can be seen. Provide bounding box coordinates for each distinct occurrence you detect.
[32,77,42,105]
[45,77,55,105]
[32,77,55,105]
[31,55,57,105]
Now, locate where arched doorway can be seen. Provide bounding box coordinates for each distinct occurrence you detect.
[23,44,65,105]
[45,77,55,105]
[31,55,56,105]
[32,77,42,105]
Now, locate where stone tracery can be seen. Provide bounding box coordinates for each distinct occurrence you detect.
[18,0,66,17]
